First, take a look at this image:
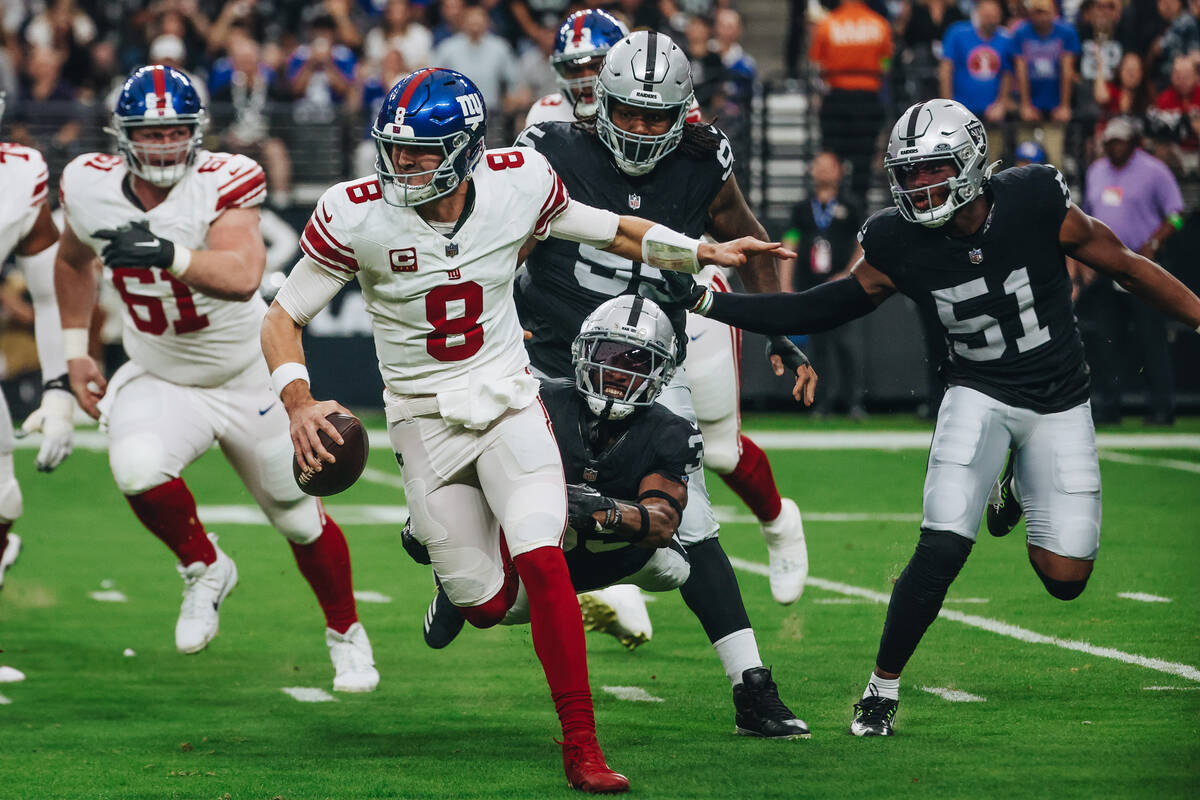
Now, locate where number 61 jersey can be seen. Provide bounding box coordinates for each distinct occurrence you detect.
[858,164,1089,413]
[60,150,268,387]
[298,147,569,397]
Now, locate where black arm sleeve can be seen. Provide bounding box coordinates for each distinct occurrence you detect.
[706,276,878,335]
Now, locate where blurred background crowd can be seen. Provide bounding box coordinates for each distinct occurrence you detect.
[0,0,1196,421]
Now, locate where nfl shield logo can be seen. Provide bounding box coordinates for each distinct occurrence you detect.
[445,241,459,257]
[969,248,983,264]
[583,466,599,482]
[628,193,641,210]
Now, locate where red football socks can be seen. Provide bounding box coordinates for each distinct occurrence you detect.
[126,478,216,566]
[0,521,11,556]
[720,435,783,522]
[514,545,595,740]
[290,513,358,634]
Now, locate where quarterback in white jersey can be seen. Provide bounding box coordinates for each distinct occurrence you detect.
[0,103,76,604]
[53,66,377,694]
[262,68,788,794]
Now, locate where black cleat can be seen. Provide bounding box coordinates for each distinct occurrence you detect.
[986,454,1022,537]
[733,667,811,739]
[423,583,464,649]
[401,518,431,565]
[850,693,898,737]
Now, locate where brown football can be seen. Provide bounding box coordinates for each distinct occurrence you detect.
[293,413,369,497]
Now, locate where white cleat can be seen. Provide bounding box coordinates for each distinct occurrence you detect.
[761,498,808,605]
[0,533,22,590]
[578,584,652,650]
[327,621,380,693]
[174,534,238,654]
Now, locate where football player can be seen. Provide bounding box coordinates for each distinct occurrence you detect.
[0,90,76,597]
[259,68,788,792]
[53,67,379,694]
[514,30,815,737]
[659,99,1200,736]
[415,295,810,741]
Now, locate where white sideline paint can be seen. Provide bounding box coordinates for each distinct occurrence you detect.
[353,590,393,604]
[281,687,336,703]
[88,590,128,603]
[920,686,987,702]
[0,666,26,683]
[1118,592,1173,603]
[1143,686,1200,691]
[361,467,405,488]
[35,429,1200,453]
[602,686,665,703]
[814,596,988,605]
[727,557,1200,683]
[1099,451,1200,474]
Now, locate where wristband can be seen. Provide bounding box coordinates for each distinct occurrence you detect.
[63,328,89,361]
[603,502,622,532]
[642,224,701,274]
[1169,213,1184,230]
[692,287,714,316]
[270,362,310,398]
[44,373,70,393]
[629,503,650,543]
[168,245,192,277]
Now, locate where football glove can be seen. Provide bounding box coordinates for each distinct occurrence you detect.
[766,335,812,374]
[566,483,619,534]
[18,383,75,472]
[93,220,176,269]
[636,270,708,312]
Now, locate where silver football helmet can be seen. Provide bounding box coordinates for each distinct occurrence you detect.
[594,30,695,176]
[0,92,5,129]
[572,295,678,421]
[884,99,996,228]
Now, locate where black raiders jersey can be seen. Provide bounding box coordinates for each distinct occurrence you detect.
[858,164,1089,413]
[516,121,734,378]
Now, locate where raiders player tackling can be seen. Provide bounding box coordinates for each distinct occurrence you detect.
[665,99,1200,736]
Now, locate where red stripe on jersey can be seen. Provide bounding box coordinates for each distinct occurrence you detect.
[215,172,267,210]
[396,68,438,114]
[534,170,569,237]
[301,223,358,274]
[153,66,167,110]
[571,13,586,45]
[302,219,358,271]
[30,179,48,205]
[314,209,353,255]
[218,162,259,191]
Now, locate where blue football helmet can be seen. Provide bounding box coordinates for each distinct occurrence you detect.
[551,10,628,118]
[110,65,207,187]
[372,68,487,207]
[1015,140,1047,165]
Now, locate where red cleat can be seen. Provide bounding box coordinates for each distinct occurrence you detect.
[560,736,630,794]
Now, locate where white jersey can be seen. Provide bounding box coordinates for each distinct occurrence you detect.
[525,92,704,127]
[300,147,569,397]
[60,150,268,387]
[0,142,49,261]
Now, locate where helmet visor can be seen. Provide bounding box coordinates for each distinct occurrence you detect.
[575,336,671,412]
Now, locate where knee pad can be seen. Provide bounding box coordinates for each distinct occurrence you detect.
[907,529,974,593]
[630,541,691,592]
[0,477,22,523]
[109,432,173,495]
[1030,558,1090,601]
[699,416,740,475]
[266,497,324,544]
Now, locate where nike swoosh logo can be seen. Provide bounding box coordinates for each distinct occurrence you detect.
[689,332,705,342]
[258,403,276,416]
[322,205,333,223]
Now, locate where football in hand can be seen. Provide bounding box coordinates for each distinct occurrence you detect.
[293,413,369,496]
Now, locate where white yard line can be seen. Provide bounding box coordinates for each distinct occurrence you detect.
[197,505,410,526]
[728,557,1200,683]
[1143,686,1200,691]
[601,686,664,703]
[281,687,336,703]
[361,467,405,488]
[1118,592,1173,603]
[353,590,393,604]
[88,590,128,603]
[919,686,987,702]
[1099,451,1200,474]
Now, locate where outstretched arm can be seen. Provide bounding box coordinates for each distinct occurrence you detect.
[1060,204,1200,330]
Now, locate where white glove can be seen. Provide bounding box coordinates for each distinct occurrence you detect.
[19,388,76,472]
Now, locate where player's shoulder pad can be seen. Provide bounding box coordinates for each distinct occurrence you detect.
[484,146,559,202]
[514,120,578,155]
[198,151,268,211]
[0,141,47,172]
[857,206,903,249]
[994,162,1071,212]
[678,123,735,181]
[0,142,48,203]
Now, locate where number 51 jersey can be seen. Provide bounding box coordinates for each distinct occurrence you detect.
[60,150,268,387]
[858,164,1089,413]
[299,147,569,397]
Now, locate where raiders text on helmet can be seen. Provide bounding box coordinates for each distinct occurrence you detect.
[572,295,677,421]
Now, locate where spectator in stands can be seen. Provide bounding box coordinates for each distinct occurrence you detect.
[512,17,556,123]
[11,44,83,155]
[22,0,97,89]
[148,1,212,75]
[685,14,725,118]
[1078,116,1184,424]
[809,0,894,203]
[940,0,1013,125]
[210,28,293,206]
[430,0,466,46]
[349,47,409,177]
[319,0,366,51]
[1012,0,1080,166]
[363,0,432,70]
[1148,0,1199,83]
[432,3,521,142]
[286,15,357,121]
[780,151,866,419]
[1095,50,1154,118]
[508,1,569,53]
[897,0,967,61]
[714,8,757,118]
[1146,52,1200,167]
[1003,0,1032,29]
[1078,0,1126,95]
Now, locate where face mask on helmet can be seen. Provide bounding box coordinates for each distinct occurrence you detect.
[573,335,675,421]
[594,83,691,176]
[111,116,206,187]
[553,55,604,117]
[373,128,483,206]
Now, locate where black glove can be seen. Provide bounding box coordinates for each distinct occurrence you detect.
[636,270,707,311]
[566,483,618,534]
[766,335,812,374]
[93,220,176,269]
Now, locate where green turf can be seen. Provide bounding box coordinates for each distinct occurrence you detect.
[1,437,1197,799]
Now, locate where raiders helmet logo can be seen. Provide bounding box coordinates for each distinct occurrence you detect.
[628,193,641,210]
